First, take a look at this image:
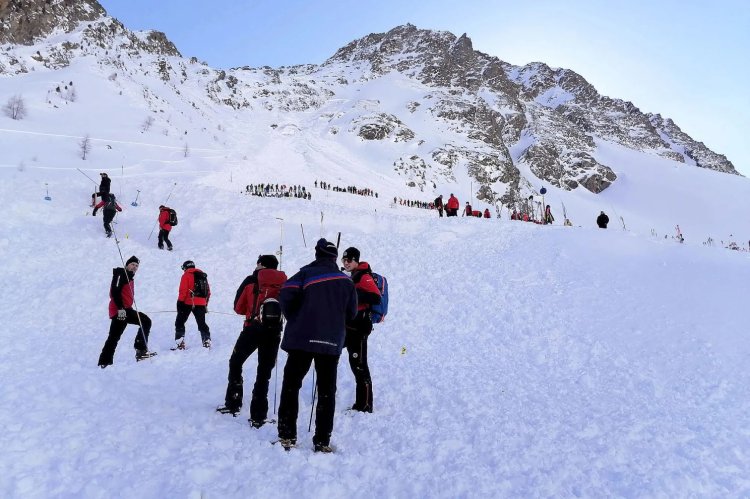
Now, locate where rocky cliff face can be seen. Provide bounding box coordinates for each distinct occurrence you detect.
[0,0,105,44]
[0,15,737,205]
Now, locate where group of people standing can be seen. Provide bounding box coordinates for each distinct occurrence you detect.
[98,237,384,454]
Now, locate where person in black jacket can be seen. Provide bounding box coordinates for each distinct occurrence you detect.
[597,211,609,229]
[275,238,357,452]
[92,194,122,237]
[91,172,111,207]
[434,195,444,217]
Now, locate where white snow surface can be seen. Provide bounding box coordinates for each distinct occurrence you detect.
[1,25,750,498]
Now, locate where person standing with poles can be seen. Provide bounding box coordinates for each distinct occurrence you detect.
[217,255,287,427]
[98,255,156,367]
[174,260,212,350]
[275,239,357,452]
[341,247,381,413]
[92,193,122,238]
[158,205,174,250]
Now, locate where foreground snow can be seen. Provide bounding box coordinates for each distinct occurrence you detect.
[1,160,749,497]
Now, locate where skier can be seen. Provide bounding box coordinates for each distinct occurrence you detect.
[544,205,555,225]
[91,172,111,207]
[98,256,155,367]
[92,193,122,237]
[276,239,357,452]
[597,211,609,229]
[341,247,381,413]
[217,255,287,427]
[158,205,174,250]
[434,195,444,217]
[463,202,472,217]
[174,261,211,350]
[446,194,460,217]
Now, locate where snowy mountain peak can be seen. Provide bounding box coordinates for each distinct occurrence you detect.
[0,0,106,44]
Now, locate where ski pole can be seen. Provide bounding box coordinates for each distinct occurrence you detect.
[111,227,150,352]
[76,168,98,185]
[131,190,140,207]
[44,183,51,201]
[148,183,177,240]
[300,224,307,247]
[276,217,284,269]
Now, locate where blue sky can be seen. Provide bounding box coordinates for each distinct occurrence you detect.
[99,0,749,175]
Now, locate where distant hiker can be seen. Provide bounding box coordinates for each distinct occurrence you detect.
[276,239,357,452]
[446,194,459,217]
[92,193,122,237]
[511,210,518,220]
[98,256,155,367]
[483,208,491,219]
[522,212,530,222]
[564,218,573,226]
[464,202,472,217]
[544,205,554,225]
[158,205,174,250]
[434,195,444,217]
[174,260,211,350]
[597,211,609,229]
[217,255,287,426]
[91,172,111,207]
[341,247,381,413]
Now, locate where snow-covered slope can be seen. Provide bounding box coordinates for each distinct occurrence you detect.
[2,133,750,496]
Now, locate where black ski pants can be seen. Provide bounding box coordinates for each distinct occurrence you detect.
[224,322,281,422]
[158,228,172,249]
[175,303,210,342]
[345,318,373,412]
[98,309,151,366]
[277,350,340,447]
[102,209,116,234]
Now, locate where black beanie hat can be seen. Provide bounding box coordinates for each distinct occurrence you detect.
[342,247,360,262]
[257,254,279,269]
[315,238,338,259]
[126,255,139,266]
[181,260,195,270]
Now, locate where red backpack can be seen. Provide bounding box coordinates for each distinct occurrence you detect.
[235,269,287,326]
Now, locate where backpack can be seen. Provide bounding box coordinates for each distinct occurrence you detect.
[191,271,209,299]
[254,269,287,326]
[370,272,389,323]
[167,208,178,226]
[105,194,117,210]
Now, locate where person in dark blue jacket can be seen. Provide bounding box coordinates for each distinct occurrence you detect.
[276,238,357,452]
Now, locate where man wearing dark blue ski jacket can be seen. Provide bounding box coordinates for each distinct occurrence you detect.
[276,238,357,452]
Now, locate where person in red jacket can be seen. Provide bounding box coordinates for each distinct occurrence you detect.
[98,256,155,367]
[446,193,460,216]
[158,205,174,251]
[463,202,472,217]
[174,260,211,350]
[484,208,491,218]
[341,247,382,413]
[217,255,287,428]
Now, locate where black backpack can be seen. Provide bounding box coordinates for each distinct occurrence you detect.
[192,271,208,299]
[167,208,178,226]
[105,194,117,210]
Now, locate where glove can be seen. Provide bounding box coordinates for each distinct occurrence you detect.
[116,309,126,320]
[92,210,97,216]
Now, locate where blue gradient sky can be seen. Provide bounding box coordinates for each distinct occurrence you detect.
[99,0,749,175]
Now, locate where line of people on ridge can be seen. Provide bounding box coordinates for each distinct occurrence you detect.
[245,183,311,200]
[98,239,385,454]
[315,180,379,198]
[89,171,178,249]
